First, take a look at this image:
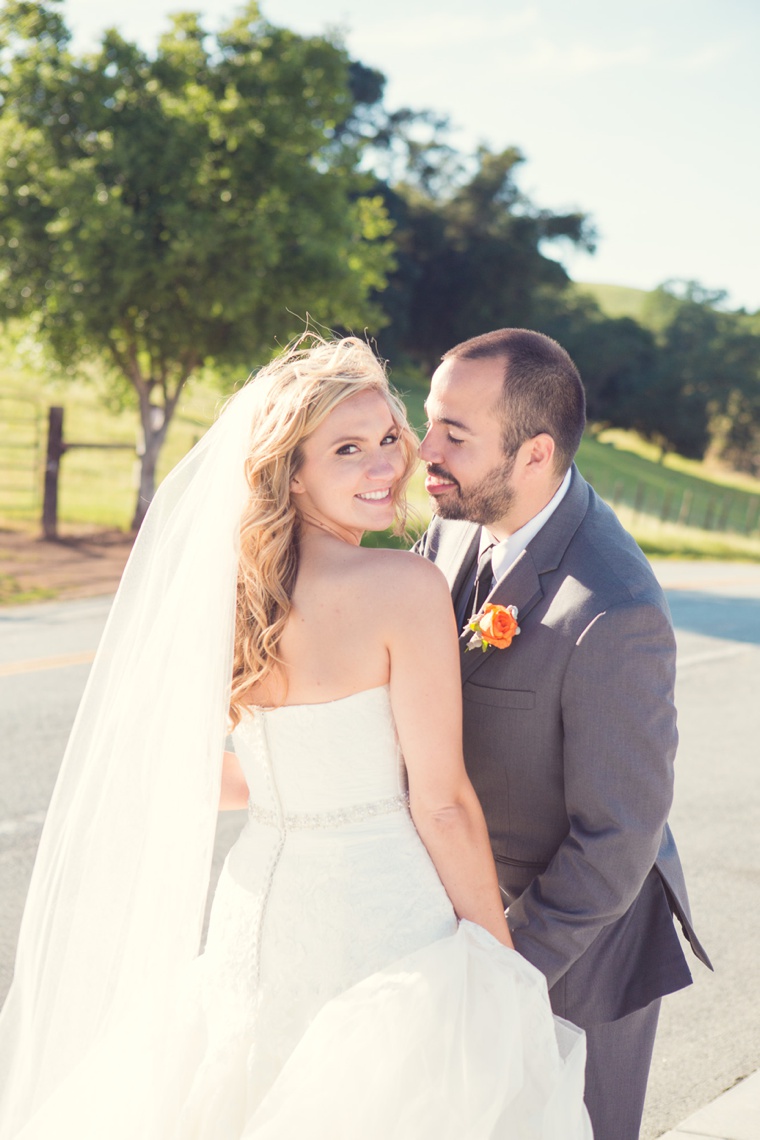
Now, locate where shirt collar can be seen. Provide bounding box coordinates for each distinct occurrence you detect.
[479,467,572,582]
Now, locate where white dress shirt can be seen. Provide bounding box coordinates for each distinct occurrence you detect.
[479,467,572,585]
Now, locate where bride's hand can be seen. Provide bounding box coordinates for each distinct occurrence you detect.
[219,750,249,811]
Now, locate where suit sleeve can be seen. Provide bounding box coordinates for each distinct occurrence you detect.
[507,599,679,987]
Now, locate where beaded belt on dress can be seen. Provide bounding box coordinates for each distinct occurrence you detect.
[248,792,410,830]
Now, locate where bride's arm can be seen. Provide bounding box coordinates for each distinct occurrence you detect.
[219,750,249,810]
[385,556,513,949]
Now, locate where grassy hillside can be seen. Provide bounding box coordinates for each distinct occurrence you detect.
[577,431,760,558]
[573,281,652,322]
[2,350,760,560]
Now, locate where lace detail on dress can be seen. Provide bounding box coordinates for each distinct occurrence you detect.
[247,792,410,830]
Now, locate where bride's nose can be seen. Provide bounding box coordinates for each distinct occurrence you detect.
[366,452,397,479]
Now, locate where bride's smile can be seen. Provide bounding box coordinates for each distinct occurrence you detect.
[289,388,409,543]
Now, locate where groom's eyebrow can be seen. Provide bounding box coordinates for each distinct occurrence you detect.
[424,405,472,433]
[423,401,472,433]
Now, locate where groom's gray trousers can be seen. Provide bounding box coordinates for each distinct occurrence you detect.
[550,984,661,1140]
[585,1001,661,1140]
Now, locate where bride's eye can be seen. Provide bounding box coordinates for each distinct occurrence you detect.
[381,433,399,446]
[336,443,359,455]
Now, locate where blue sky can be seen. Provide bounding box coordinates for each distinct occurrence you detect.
[64,0,760,311]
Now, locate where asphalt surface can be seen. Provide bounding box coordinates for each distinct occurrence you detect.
[1,561,758,1139]
[640,562,760,1140]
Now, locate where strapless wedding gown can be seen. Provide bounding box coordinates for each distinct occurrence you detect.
[15,685,592,1139]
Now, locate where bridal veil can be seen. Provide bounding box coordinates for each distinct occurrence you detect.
[0,378,259,1137]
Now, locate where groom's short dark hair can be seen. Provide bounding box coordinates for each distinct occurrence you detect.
[442,329,586,473]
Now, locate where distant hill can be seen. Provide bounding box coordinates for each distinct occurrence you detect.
[573,281,651,322]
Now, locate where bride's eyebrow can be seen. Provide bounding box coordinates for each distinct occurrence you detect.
[329,423,397,447]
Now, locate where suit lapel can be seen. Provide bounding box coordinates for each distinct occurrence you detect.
[459,548,542,682]
[524,463,589,577]
[458,466,590,683]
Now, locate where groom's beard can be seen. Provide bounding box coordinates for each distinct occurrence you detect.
[427,454,517,526]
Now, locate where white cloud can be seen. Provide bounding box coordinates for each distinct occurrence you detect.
[349,8,539,53]
[504,38,651,77]
[672,41,738,72]
[349,12,653,83]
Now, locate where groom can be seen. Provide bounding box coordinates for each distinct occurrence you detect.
[415,329,711,1140]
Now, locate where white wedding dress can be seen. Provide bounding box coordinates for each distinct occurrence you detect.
[14,685,592,1139]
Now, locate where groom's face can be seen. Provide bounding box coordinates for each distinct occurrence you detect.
[420,355,517,526]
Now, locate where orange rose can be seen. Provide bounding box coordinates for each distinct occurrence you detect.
[478,603,520,648]
[466,603,521,652]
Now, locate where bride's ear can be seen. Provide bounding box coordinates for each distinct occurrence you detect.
[290,475,305,495]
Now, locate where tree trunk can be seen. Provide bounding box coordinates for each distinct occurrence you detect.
[131,410,169,532]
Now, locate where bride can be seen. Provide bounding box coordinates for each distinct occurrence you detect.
[0,335,591,1138]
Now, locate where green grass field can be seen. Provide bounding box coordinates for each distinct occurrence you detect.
[573,281,652,322]
[0,358,229,529]
[2,344,759,561]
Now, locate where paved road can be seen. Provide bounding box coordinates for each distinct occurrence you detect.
[1,562,758,1139]
[640,562,760,1139]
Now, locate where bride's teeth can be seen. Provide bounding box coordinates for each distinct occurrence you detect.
[357,489,390,501]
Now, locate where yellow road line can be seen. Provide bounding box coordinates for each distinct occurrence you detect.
[0,650,96,678]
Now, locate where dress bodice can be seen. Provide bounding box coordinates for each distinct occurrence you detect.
[232,685,408,823]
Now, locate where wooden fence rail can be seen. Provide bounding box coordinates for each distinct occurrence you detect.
[581,469,760,537]
[43,406,134,538]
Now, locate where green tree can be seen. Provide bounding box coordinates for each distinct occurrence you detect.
[374,147,595,372]
[0,1,393,527]
[534,289,659,430]
[630,282,757,460]
[705,309,760,475]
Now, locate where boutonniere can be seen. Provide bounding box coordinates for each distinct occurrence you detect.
[464,603,521,653]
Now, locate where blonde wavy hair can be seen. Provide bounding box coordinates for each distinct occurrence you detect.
[228,334,418,727]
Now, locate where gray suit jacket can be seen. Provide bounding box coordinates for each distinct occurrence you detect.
[416,465,711,1027]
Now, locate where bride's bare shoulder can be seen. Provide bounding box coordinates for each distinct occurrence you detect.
[299,542,451,620]
[356,547,451,609]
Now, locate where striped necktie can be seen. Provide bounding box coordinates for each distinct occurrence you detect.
[469,544,495,618]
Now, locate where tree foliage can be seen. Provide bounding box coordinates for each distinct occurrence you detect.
[375,147,596,371]
[539,279,760,471]
[623,283,758,463]
[0,0,394,525]
[534,289,659,430]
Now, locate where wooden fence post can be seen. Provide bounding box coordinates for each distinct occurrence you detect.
[678,489,693,526]
[633,481,646,517]
[42,406,65,540]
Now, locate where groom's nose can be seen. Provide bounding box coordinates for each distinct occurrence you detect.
[419,428,439,464]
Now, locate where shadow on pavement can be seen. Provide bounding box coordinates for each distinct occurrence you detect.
[666,589,760,646]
